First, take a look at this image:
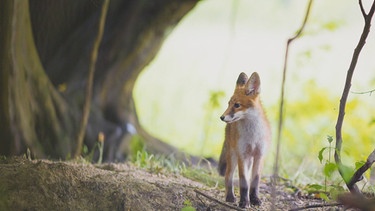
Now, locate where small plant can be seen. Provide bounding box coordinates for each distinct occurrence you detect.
[97,132,105,164]
[79,131,105,164]
[318,135,336,191]
[316,135,360,200]
[129,134,145,159]
[181,200,195,211]
[315,135,340,200]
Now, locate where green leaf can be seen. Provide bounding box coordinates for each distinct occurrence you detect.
[182,200,195,211]
[319,192,330,201]
[181,207,195,211]
[340,164,354,183]
[318,147,328,163]
[209,90,225,109]
[355,161,366,170]
[307,184,324,191]
[322,21,341,31]
[327,135,333,144]
[324,162,337,178]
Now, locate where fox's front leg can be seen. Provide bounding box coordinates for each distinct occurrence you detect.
[238,157,251,208]
[224,153,237,203]
[250,155,263,205]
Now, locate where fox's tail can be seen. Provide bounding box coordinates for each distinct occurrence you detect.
[217,142,227,176]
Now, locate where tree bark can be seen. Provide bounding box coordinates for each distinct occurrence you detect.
[0,0,77,158]
[0,0,198,162]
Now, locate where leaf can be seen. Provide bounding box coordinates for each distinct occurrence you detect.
[318,147,328,163]
[182,200,195,211]
[322,21,341,31]
[306,184,324,192]
[181,206,195,211]
[327,135,333,144]
[324,162,337,178]
[209,90,225,109]
[57,83,67,92]
[355,160,366,170]
[319,192,330,201]
[340,164,354,183]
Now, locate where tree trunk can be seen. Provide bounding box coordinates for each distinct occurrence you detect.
[0,0,77,158]
[0,0,198,162]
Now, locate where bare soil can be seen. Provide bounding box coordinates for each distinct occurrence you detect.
[0,157,346,211]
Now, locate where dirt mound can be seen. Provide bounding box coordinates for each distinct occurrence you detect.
[0,157,343,210]
[0,157,207,210]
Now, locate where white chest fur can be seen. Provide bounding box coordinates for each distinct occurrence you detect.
[236,108,269,157]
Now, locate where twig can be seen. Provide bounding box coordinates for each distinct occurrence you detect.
[288,202,342,211]
[74,0,110,158]
[351,88,375,95]
[194,189,250,211]
[348,149,375,188]
[196,193,208,207]
[334,0,375,194]
[272,0,313,209]
[359,0,367,19]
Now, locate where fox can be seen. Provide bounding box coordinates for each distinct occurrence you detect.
[218,72,271,208]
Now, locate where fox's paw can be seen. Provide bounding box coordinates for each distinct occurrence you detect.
[225,194,236,203]
[239,200,250,208]
[250,196,262,206]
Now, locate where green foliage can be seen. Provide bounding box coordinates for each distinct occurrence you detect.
[182,166,223,188]
[77,134,105,164]
[132,150,185,174]
[131,150,222,188]
[339,164,355,184]
[200,90,225,154]
[303,183,344,202]
[319,136,336,179]
[269,81,375,184]
[129,134,145,159]
[208,90,225,109]
[321,20,342,31]
[323,162,337,178]
[181,200,196,211]
[355,160,366,171]
[79,144,96,164]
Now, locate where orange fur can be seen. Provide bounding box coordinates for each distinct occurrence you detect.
[218,72,271,208]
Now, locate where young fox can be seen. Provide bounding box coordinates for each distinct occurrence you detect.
[218,72,271,208]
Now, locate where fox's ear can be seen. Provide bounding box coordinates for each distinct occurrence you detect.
[245,72,261,95]
[236,72,248,88]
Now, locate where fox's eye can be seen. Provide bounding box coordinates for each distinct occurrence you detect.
[234,103,240,108]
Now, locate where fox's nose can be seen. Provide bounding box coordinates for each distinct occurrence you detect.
[220,116,225,121]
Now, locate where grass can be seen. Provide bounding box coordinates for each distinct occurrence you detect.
[130,149,224,188]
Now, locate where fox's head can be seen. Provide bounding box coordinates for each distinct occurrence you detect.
[220,72,262,123]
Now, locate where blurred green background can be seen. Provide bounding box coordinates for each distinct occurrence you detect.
[134,0,375,184]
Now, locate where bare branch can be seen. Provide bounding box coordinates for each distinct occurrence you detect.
[348,149,375,188]
[359,0,367,18]
[75,0,110,158]
[288,0,313,43]
[194,189,250,211]
[334,0,375,194]
[351,88,375,95]
[288,202,341,211]
[272,0,313,209]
